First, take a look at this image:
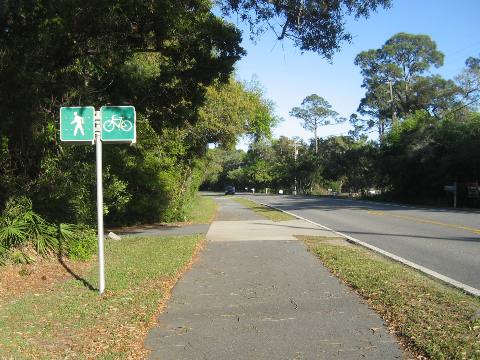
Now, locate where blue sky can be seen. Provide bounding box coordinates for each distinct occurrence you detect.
[227,0,480,149]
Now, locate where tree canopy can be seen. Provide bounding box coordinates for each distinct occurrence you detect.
[456,54,480,110]
[351,33,460,138]
[290,94,342,152]
[0,0,252,224]
[218,0,392,58]
[195,78,279,149]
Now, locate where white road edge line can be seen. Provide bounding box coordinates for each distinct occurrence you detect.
[258,201,480,298]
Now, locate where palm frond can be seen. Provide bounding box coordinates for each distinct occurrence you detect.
[26,212,58,255]
[0,217,28,247]
[59,223,78,243]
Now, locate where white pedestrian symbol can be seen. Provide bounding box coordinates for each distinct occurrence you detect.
[71,112,85,136]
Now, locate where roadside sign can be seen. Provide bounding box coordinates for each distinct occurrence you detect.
[444,185,456,192]
[100,106,136,143]
[59,104,136,295]
[467,182,479,199]
[60,106,95,143]
[444,183,458,208]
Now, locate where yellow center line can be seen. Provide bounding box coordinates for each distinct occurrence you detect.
[367,210,480,235]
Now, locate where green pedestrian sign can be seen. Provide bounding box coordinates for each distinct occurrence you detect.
[60,106,95,143]
[101,106,136,143]
[58,104,136,294]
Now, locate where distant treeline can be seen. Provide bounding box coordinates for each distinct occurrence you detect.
[203,33,480,208]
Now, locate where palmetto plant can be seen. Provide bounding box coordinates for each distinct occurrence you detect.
[27,211,58,255]
[0,197,58,262]
[0,214,28,249]
[58,223,78,243]
[0,197,96,264]
[0,205,31,264]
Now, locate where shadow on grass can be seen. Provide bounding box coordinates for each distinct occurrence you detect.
[57,239,97,292]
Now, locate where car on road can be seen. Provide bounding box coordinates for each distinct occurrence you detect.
[225,186,235,195]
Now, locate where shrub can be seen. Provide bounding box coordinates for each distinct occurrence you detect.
[59,223,97,261]
[0,197,58,256]
[0,197,30,249]
[0,196,97,264]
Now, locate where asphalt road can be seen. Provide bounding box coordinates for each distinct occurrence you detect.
[243,194,480,291]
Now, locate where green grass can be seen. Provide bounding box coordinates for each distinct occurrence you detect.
[0,234,204,359]
[231,197,296,221]
[302,236,480,360]
[185,195,217,224]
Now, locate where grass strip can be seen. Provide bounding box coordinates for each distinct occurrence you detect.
[0,234,204,359]
[301,235,480,360]
[231,197,296,222]
[186,194,217,224]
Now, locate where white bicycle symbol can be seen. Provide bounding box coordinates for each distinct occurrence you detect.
[103,115,133,132]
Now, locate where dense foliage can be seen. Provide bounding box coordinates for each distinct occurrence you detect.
[0,0,245,225]
[0,197,96,264]
[380,110,480,204]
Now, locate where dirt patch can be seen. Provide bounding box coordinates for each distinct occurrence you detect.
[0,257,92,304]
[296,235,351,247]
[106,223,183,234]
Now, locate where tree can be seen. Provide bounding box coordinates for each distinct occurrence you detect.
[243,141,275,189]
[353,33,449,138]
[269,136,301,192]
[290,94,342,153]
[194,78,279,149]
[379,110,480,204]
[456,55,480,111]
[0,0,244,172]
[201,148,246,190]
[349,84,392,139]
[219,0,392,59]
[0,0,245,223]
[319,136,379,193]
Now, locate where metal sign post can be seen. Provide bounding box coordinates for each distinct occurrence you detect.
[95,111,105,294]
[444,183,457,209]
[60,105,135,295]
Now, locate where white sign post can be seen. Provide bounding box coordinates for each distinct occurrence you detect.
[60,106,136,295]
[95,111,105,294]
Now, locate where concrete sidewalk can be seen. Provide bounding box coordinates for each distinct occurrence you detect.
[145,197,404,359]
[107,224,210,237]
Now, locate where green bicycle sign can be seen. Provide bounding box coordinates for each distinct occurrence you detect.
[100,106,136,143]
[103,115,133,132]
[58,104,136,294]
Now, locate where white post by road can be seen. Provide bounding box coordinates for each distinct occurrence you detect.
[61,105,136,295]
[95,111,105,294]
[290,141,298,195]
